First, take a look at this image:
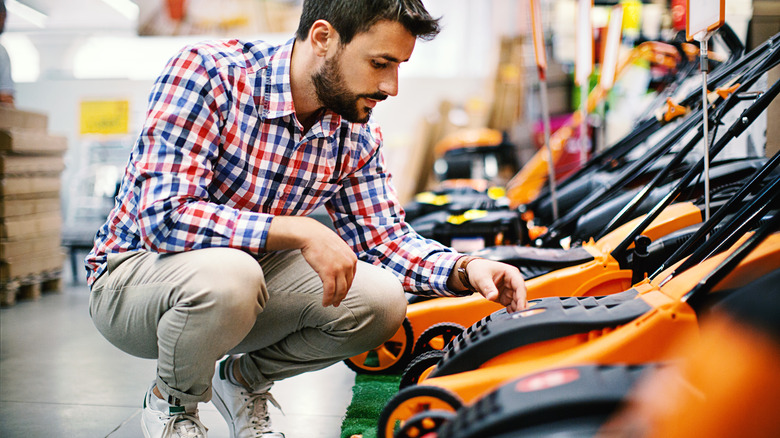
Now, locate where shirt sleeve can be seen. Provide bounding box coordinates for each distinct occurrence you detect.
[326,131,466,297]
[133,46,273,255]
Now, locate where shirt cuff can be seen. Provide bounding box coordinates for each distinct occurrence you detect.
[230,211,274,254]
[427,251,468,296]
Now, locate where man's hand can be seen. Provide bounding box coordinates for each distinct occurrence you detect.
[449,257,527,312]
[267,216,357,307]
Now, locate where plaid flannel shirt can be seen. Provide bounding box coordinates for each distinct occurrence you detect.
[85,37,463,295]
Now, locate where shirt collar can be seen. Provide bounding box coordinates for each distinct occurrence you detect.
[264,38,344,137]
[263,37,296,119]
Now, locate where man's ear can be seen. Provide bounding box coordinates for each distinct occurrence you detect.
[309,19,339,57]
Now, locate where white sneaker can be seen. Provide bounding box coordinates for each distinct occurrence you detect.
[212,357,285,438]
[141,383,208,438]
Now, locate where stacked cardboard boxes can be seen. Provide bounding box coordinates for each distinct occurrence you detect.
[488,35,526,133]
[0,107,67,306]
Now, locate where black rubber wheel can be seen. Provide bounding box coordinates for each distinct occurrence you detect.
[412,322,464,357]
[394,410,455,438]
[378,385,463,438]
[344,317,414,375]
[400,349,446,390]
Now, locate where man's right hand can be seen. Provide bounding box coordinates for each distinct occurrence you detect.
[266,216,357,307]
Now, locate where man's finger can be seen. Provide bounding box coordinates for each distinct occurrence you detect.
[321,276,336,306]
[475,276,498,301]
[332,275,349,307]
[499,288,513,306]
[508,271,527,311]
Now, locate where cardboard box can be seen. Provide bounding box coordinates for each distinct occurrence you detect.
[0,155,66,175]
[489,36,526,132]
[0,129,68,155]
[0,196,62,218]
[0,176,62,197]
[0,249,65,281]
[0,233,62,260]
[0,212,62,239]
[0,107,48,131]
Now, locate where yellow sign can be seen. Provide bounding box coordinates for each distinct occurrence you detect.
[80,100,129,135]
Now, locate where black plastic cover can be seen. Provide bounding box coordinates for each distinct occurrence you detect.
[430,289,651,378]
[473,245,595,280]
[436,363,659,438]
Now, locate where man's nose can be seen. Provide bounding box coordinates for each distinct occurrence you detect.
[378,67,399,97]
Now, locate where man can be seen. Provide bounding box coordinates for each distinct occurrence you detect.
[86,1,527,437]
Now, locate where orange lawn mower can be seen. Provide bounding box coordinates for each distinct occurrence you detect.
[344,201,700,376]
[377,184,780,438]
[395,363,671,438]
[343,65,780,376]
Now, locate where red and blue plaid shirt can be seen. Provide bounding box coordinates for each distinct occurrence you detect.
[85,37,463,295]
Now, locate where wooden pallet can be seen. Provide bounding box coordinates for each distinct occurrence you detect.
[0,269,62,307]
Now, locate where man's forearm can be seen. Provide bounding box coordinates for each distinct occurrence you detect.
[266,216,326,251]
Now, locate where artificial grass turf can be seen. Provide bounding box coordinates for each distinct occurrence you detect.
[340,373,402,438]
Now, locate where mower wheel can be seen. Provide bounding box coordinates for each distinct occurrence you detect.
[393,410,455,438]
[344,317,414,375]
[412,322,464,357]
[378,385,463,438]
[400,349,445,389]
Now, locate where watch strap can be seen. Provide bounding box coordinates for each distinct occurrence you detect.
[456,256,480,293]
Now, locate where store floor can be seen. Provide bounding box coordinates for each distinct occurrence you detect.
[0,262,356,438]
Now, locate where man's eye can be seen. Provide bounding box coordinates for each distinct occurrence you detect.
[371,60,388,69]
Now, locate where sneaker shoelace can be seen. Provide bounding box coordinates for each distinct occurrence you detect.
[238,389,284,436]
[160,412,208,438]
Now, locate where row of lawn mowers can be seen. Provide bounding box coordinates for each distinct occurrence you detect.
[348,26,780,438]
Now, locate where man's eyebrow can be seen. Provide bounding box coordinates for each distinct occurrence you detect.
[375,54,409,63]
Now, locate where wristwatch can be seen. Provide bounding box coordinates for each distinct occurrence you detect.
[457,256,480,293]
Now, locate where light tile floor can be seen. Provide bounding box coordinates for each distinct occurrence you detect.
[0,262,356,438]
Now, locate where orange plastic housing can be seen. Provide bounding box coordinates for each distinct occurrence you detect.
[602,310,780,438]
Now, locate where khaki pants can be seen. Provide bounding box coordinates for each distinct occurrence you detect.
[89,247,406,404]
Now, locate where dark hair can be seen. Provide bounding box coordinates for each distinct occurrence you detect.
[296,0,441,45]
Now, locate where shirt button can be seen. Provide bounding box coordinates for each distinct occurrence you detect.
[276,191,283,198]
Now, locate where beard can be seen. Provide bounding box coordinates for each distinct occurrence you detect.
[312,52,387,124]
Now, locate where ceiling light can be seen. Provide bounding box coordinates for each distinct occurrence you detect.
[6,0,48,28]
